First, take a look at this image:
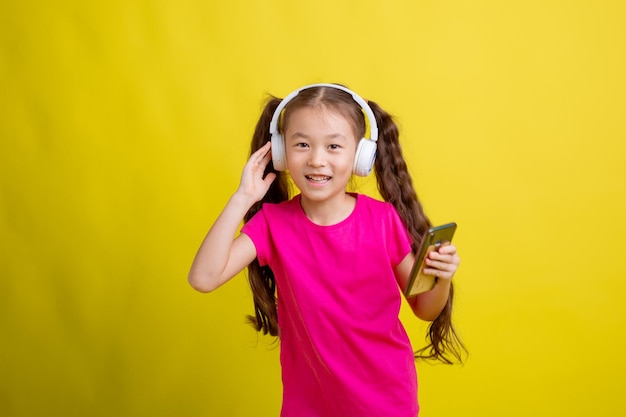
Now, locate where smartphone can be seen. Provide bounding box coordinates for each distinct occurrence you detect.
[404,222,457,297]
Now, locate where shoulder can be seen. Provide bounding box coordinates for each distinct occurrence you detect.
[355,194,397,216]
[355,194,412,263]
[241,198,297,249]
[258,196,299,216]
[355,194,408,232]
[247,196,300,225]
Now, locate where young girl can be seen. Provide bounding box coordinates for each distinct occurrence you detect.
[188,83,464,417]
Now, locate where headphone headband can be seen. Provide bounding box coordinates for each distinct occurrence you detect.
[269,83,379,142]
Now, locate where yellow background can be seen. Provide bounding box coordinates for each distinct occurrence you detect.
[2,1,625,416]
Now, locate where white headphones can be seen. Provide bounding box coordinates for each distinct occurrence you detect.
[269,83,379,177]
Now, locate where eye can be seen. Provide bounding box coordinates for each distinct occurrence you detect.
[328,144,342,150]
[294,142,309,148]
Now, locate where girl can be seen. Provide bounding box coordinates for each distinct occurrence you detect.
[188,83,464,417]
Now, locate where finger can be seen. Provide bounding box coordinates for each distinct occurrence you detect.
[436,244,457,255]
[426,251,459,269]
[251,141,272,160]
[424,257,456,273]
[428,249,452,261]
[422,266,454,280]
[424,259,457,277]
[428,252,460,270]
[248,144,273,171]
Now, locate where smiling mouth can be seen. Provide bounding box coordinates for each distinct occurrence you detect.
[305,175,331,183]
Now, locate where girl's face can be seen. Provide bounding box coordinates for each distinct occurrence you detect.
[283,106,358,206]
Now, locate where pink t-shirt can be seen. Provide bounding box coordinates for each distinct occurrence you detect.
[241,194,418,417]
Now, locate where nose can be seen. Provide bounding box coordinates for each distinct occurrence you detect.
[307,147,327,167]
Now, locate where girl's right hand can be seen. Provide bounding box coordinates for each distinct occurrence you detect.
[236,141,277,204]
[189,143,272,293]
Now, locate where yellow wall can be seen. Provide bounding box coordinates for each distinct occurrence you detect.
[2,1,625,416]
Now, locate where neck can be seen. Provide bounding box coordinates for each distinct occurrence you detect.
[299,193,356,226]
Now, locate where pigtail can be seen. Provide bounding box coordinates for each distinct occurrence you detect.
[244,96,290,336]
[368,100,467,364]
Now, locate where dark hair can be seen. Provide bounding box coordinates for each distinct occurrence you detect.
[244,85,466,364]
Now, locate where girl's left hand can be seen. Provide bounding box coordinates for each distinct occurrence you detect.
[423,244,460,282]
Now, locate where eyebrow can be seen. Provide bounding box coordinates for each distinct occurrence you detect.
[289,132,348,140]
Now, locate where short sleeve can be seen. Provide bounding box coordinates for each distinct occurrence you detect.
[240,208,271,267]
[385,203,413,267]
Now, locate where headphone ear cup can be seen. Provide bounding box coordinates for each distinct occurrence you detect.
[353,138,377,177]
[271,132,287,171]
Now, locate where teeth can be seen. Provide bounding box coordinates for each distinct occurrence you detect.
[306,175,330,182]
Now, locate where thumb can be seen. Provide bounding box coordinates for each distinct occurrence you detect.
[263,172,277,187]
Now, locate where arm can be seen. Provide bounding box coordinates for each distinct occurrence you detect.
[395,244,460,321]
[188,142,276,292]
